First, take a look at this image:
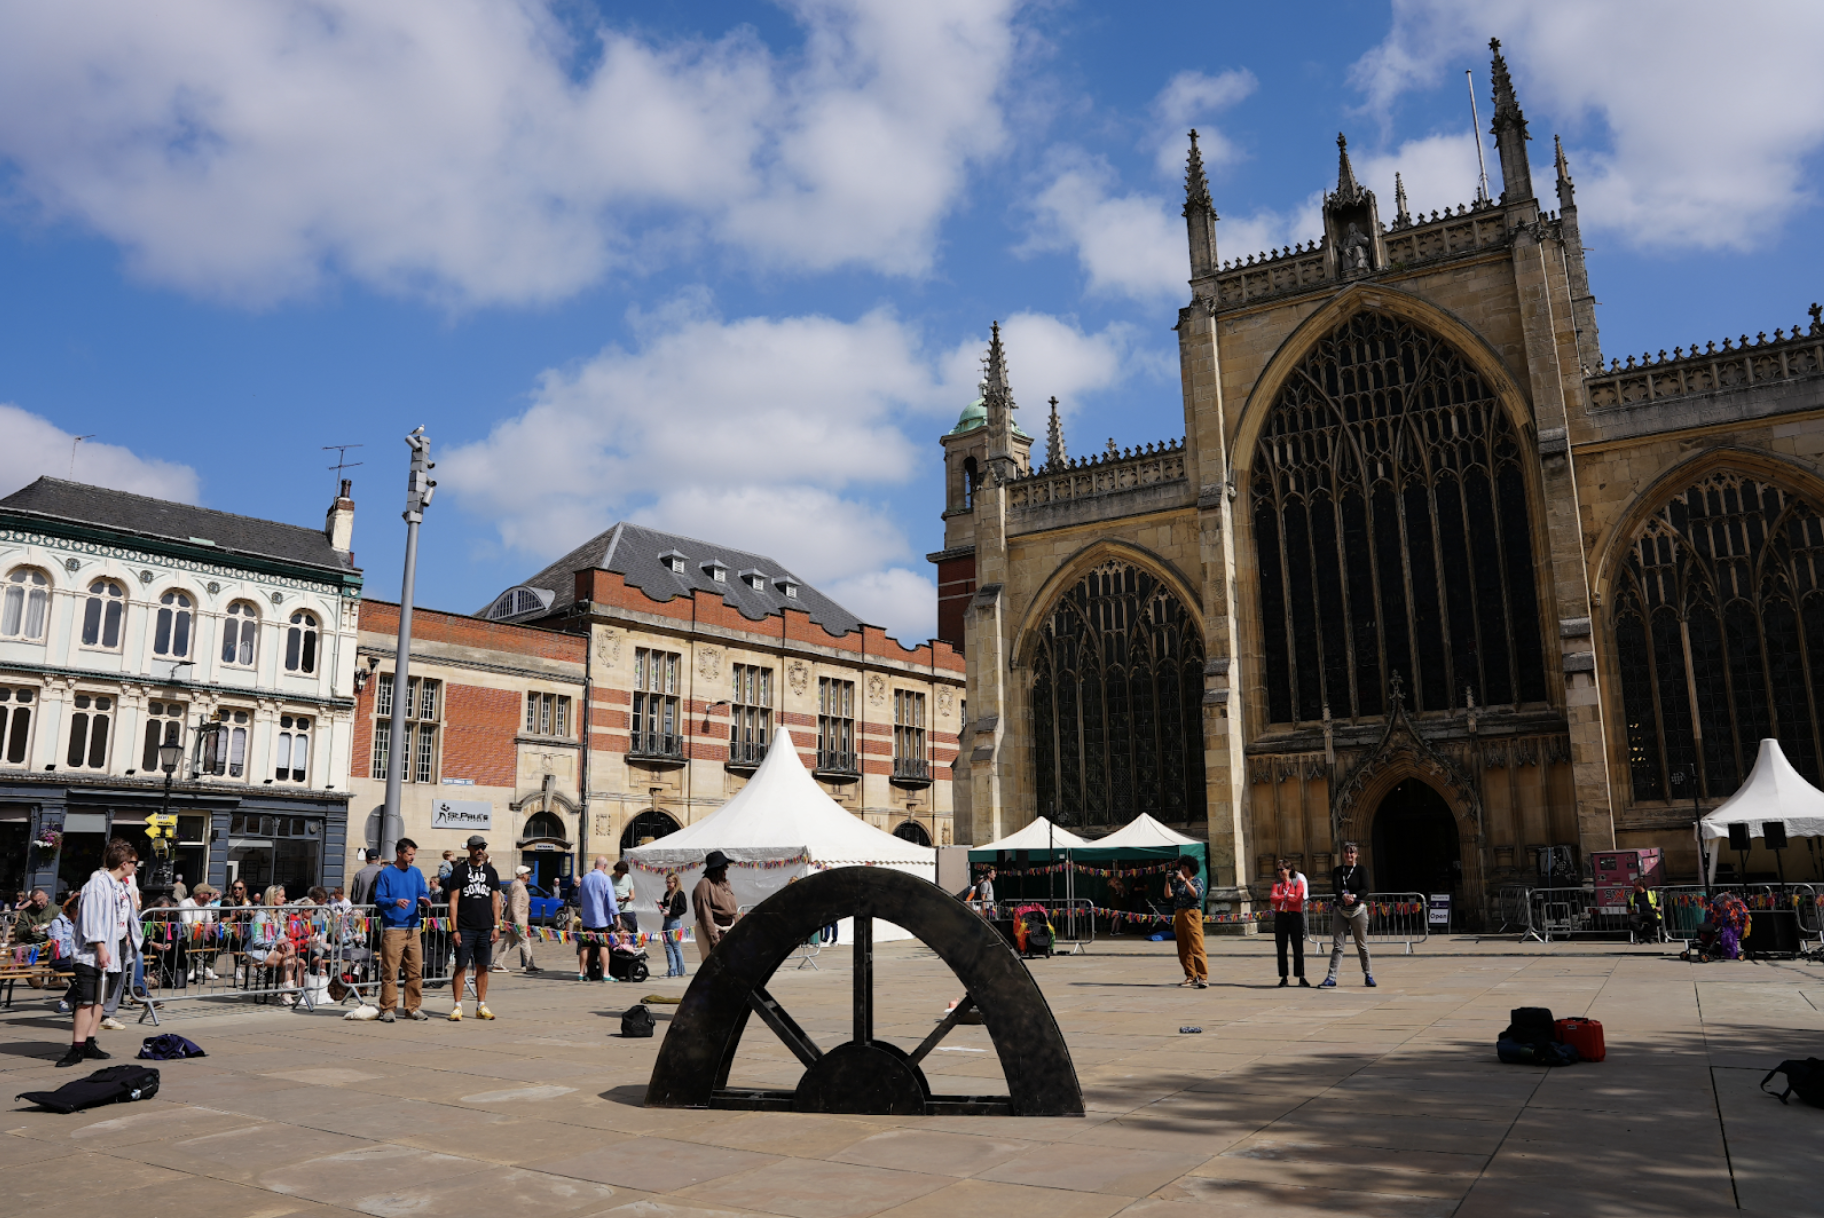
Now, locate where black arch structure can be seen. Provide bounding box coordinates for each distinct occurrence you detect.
[644,866,1084,1117]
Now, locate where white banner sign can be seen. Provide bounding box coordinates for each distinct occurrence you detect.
[431,800,493,832]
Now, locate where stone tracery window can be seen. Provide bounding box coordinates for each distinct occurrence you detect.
[1031,560,1205,824]
[1251,310,1548,724]
[1611,471,1824,800]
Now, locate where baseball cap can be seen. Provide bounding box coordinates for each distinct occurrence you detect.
[466,835,487,849]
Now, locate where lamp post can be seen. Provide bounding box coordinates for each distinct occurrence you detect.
[144,741,184,900]
[382,427,435,857]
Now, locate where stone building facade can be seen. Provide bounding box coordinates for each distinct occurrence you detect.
[936,41,1824,919]
[0,477,362,899]
[483,523,965,860]
[346,600,587,891]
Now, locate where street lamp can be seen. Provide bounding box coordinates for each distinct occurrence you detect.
[144,741,185,899]
[1671,769,1704,887]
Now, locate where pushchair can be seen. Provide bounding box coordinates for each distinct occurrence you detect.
[1681,919,1723,962]
[1018,909,1055,959]
[609,943,650,983]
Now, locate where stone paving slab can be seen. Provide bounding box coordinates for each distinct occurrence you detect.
[2,938,1822,1217]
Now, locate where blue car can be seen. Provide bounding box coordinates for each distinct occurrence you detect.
[516,881,567,926]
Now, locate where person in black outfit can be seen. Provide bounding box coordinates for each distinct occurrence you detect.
[445,835,501,1020]
[1320,842,1375,988]
[1269,859,1308,987]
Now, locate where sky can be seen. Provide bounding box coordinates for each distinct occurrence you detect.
[1,0,1821,646]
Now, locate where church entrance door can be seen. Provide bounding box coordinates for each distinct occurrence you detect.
[1370,778,1461,898]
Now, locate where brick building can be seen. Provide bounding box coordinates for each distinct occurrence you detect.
[480,522,964,858]
[347,601,586,890]
[938,41,1824,922]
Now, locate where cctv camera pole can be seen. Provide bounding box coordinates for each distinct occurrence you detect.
[382,428,435,857]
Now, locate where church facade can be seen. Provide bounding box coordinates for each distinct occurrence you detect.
[934,41,1824,920]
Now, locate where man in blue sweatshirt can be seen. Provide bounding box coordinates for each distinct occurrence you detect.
[373,838,430,1022]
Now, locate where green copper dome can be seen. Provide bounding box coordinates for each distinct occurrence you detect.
[949,396,987,435]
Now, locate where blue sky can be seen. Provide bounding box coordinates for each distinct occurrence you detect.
[2,1,1820,644]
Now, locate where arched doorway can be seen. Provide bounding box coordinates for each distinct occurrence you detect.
[1370,778,1460,896]
[893,820,932,847]
[621,808,681,852]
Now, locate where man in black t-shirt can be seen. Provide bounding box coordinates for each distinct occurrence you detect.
[446,835,502,1020]
[1320,842,1375,988]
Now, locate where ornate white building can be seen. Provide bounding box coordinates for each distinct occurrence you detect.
[0,477,362,898]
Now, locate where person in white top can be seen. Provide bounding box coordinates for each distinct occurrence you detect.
[179,883,219,982]
[62,839,141,1067]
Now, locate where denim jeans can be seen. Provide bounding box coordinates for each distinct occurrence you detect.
[661,917,686,976]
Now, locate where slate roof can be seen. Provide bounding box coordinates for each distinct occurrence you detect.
[494,522,863,636]
[0,477,356,575]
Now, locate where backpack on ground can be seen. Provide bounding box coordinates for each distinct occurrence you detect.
[1761,1058,1824,1107]
[1501,1006,1557,1046]
[620,1004,656,1038]
[137,1033,206,1061]
[1496,1006,1577,1066]
[17,1065,161,1113]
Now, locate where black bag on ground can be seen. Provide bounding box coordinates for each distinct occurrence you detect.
[138,1033,206,1061]
[1761,1058,1824,1107]
[1496,1037,1579,1066]
[620,1004,655,1038]
[17,1065,161,1113]
[1501,1007,1557,1046]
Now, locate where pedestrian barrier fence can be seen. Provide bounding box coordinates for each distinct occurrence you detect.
[135,901,361,1023]
[1300,893,1430,952]
[993,898,1095,954]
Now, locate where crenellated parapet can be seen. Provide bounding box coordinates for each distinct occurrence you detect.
[1584,308,1824,410]
[1006,437,1187,514]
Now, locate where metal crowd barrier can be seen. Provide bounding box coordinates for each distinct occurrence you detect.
[1300,892,1430,952]
[993,898,1095,954]
[136,901,368,1023]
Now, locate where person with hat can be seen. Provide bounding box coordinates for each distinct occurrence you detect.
[445,835,501,1020]
[692,851,740,962]
[504,864,539,974]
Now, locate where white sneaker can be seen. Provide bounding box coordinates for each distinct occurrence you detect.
[99,1017,126,1031]
[203,968,218,980]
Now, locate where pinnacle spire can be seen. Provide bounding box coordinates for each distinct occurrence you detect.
[1393,172,1411,227]
[1183,129,1213,217]
[1332,133,1366,204]
[984,320,1011,403]
[1045,396,1066,471]
[1554,134,1574,209]
[1488,37,1527,139]
[1486,37,1534,203]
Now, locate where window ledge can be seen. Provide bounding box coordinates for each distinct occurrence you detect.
[724,759,761,776]
[628,750,687,770]
[813,767,860,784]
[889,773,933,789]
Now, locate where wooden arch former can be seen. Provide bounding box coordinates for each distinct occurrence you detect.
[643,866,1085,1117]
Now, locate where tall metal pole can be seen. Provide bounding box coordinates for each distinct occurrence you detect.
[382,427,435,857]
[1466,69,1491,205]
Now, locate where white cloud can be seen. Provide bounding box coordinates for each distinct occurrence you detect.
[0,404,200,503]
[1023,153,1184,302]
[0,0,1019,305]
[1149,68,1256,178]
[1352,0,1824,249]
[439,302,1133,644]
[1353,132,1488,220]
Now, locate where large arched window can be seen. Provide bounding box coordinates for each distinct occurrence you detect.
[1031,560,1205,824]
[1611,470,1824,800]
[619,807,679,851]
[81,580,125,649]
[154,590,193,657]
[1,568,49,641]
[1251,310,1547,723]
[222,601,259,666]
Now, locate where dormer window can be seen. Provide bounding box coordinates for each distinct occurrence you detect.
[485,585,553,621]
[775,577,800,599]
[659,549,688,575]
[738,568,766,592]
[702,559,728,584]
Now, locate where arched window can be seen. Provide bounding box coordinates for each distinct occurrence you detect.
[284,611,318,673]
[619,807,679,851]
[893,820,932,846]
[1031,560,1205,824]
[154,590,193,657]
[80,580,125,649]
[963,457,979,510]
[523,810,567,841]
[222,601,258,666]
[1250,310,1547,723]
[1,568,49,641]
[275,714,311,782]
[1611,471,1824,800]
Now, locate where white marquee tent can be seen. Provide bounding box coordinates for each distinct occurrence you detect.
[621,729,935,941]
[973,817,1089,853]
[1699,738,1824,882]
[1092,812,1202,849]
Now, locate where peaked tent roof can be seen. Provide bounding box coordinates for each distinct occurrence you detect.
[973,817,1089,852]
[1092,812,1202,849]
[1700,738,1824,840]
[623,729,934,866]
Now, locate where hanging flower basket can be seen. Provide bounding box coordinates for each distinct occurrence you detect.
[32,827,62,852]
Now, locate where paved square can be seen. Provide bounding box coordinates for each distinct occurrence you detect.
[3,936,1821,1217]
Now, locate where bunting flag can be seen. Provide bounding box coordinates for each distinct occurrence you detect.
[629,852,813,875]
[976,860,1183,880]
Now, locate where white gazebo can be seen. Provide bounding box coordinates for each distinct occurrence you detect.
[1699,738,1824,881]
[972,817,1089,853]
[1092,812,1202,849]
[621,729,935,940]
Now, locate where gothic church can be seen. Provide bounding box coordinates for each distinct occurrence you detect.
[931,41,1824,920]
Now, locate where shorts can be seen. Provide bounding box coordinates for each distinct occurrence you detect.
[453,927,493,971]
[70,962,107,1006]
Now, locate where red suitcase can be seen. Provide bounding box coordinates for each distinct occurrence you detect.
[1555,1017,1605,1062]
